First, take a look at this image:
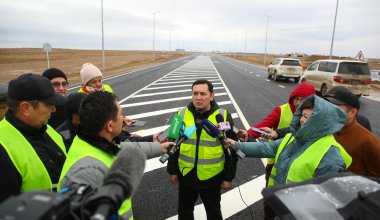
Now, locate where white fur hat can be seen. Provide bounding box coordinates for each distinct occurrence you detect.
[80,63,103,85]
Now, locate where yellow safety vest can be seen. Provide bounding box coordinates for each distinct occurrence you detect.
[178,108,226,181]
[78,84,113,94]
[268,133,352,186]
[0,118,66,192]
[267,103,293,164]
[58,136,133,219]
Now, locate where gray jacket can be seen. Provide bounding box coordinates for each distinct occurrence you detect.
[60,141,162,189]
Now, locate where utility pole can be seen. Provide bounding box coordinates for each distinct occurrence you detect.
[152,12,159,61]
[244,29,247,61]
[100,0,105,69]
[264,15,270,65]
[329,0,339,59]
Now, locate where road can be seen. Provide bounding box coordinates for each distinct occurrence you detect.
[69,54,380,219]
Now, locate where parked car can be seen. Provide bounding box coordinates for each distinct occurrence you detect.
[300,60,371,96]
[267,58,302,82]
[371,70,380,82]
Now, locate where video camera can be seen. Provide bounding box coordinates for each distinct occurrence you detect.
[0,147,146,220]
[0,184,98,220]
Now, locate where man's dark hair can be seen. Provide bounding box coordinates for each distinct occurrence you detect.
[192,79,213,93]
[79,91,119,134]
[7,98,39,113]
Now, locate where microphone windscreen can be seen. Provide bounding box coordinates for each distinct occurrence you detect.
[216,114,224,123]
[201,119,220,138]
[103,147,146,198]
[167,114,183,140]
[184,125,196,139]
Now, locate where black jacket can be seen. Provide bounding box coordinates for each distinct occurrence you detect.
[48,104,66,129]
[167,100,238,189]
[0,111,66,203]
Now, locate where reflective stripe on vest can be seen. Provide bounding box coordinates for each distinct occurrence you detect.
[267,103,293,165]
[268,133,352,186]
[58,136,133,219]
[78,84,114,94]
[178,107,226,180]
[0,118,66,192]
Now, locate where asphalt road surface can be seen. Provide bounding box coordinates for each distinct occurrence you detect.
[69,54,380,219]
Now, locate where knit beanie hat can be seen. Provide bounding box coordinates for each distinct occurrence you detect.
[80,63,103,86]
[42,68,68,82]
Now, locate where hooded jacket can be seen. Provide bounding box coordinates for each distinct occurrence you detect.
[235,95,349,185]
[167,100,238,189]
[247,82,315,138]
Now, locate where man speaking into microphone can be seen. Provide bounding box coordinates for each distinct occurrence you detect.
[167,79,238,220]
[57,91,174,220]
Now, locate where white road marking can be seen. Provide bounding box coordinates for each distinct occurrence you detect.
[210,58,251,129]
[127,101,232,119]
[256,74,260,77]
[166,175,266,220]
[278,85,286,88]
[265,79,270,82]
[153,79,219,85]
[120,93,227,108]
[131,87,224,98]
[143,83,222,90]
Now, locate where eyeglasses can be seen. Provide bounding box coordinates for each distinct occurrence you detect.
[52,82,69,88]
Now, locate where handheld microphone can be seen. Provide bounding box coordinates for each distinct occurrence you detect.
[159,125,196,164]
[201,119,221,138]
[159,115,183,163]
[86,147,146,219]
[167,114,183,141]
[216,114,231,155]
[216,114,245,158]
[175,125,196,147]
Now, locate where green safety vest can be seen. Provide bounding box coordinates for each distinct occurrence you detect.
[267,103,293,164]
[268,133,352,186]
[78,84,113,94]
[0,118,66,192]
[178,107,226,181]
[58,136,133,219]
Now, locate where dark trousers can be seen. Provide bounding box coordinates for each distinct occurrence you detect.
[264,163,276,219]
[178,184,222,220]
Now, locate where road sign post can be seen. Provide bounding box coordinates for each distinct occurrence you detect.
[43,43,52,69]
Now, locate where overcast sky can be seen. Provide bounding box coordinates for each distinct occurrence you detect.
[1,0,379,58]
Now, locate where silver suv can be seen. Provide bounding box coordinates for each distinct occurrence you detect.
[268,58,302,83]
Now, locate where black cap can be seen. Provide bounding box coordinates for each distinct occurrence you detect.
[8,73,67,105]
[42,68,68,82]
[323,86,360,109]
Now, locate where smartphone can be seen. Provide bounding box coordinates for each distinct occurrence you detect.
[157,129,168,141]
[251,127,270,135]
[132,120,146,127]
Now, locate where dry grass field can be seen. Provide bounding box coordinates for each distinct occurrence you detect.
[0,48,190,84]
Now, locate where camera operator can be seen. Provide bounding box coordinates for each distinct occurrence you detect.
[57,91,174,219]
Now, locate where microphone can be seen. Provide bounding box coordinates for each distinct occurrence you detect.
[159,125,196,164]
[159,115,183,163]
[201,119,221,138]
[86,147,146,219]
[215,114,231,155]
[216,114,231,137]
[216,114,245,159]
[175,125,196,147]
